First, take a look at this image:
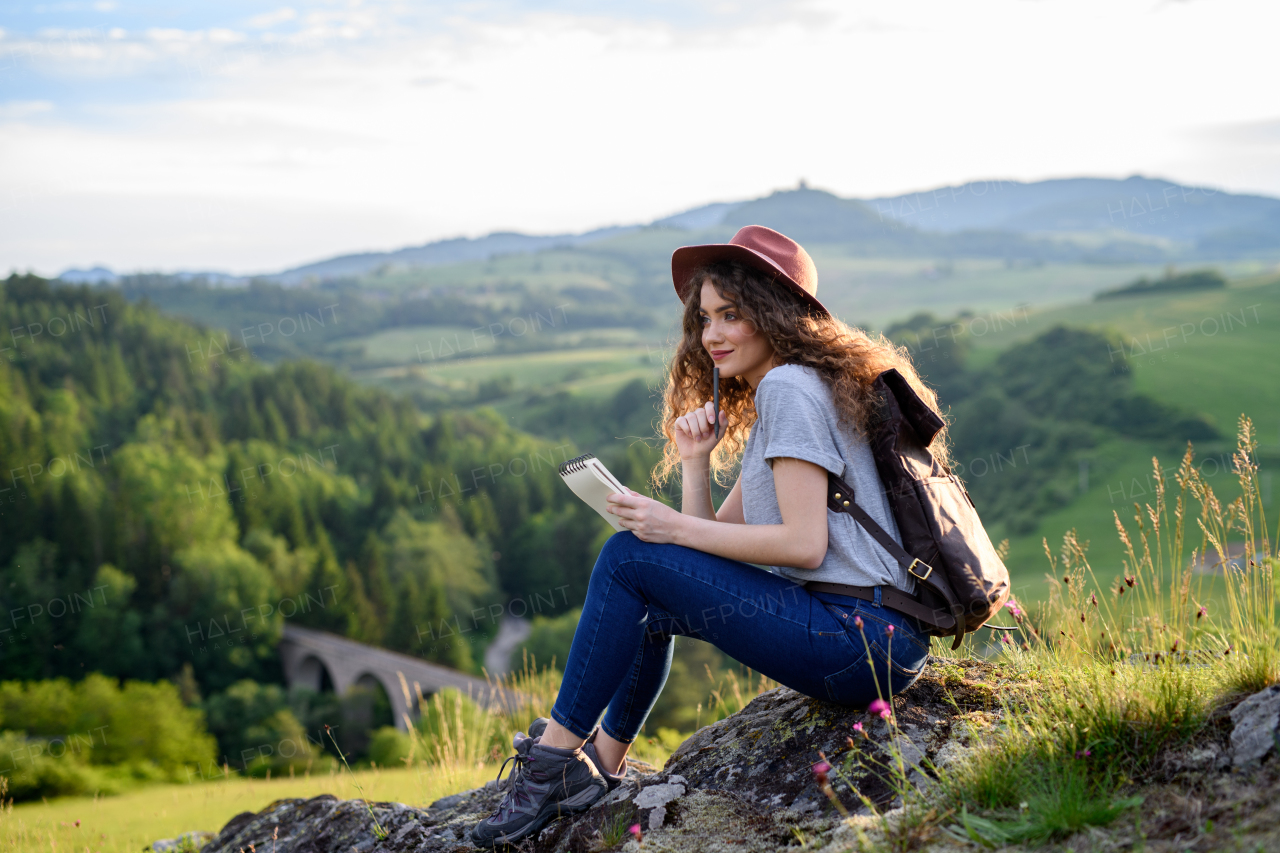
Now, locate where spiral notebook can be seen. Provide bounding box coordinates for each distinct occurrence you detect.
[558,453,629,532]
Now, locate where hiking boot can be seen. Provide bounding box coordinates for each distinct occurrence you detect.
[469,730,606,848]
[526,717,626,792]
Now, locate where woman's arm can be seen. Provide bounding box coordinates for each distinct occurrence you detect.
[607,456,829,569]
[679,458,745,524]
[715,476,745,525]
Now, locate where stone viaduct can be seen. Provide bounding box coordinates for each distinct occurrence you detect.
[279,624,517,731]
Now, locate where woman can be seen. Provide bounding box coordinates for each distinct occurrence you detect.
[471,225,947,848]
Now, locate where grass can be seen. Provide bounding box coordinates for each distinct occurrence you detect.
[1,763,495,853]
[924,416,1279,845]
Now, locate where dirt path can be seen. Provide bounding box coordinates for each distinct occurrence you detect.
[483,614,531,676]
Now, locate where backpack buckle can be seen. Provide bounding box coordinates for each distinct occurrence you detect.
[908,559,934,581]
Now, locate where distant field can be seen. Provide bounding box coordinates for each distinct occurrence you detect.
[352,345,668,403]
[814,255,1273,327]
[338,324,655,367]
[962,271,1280,438]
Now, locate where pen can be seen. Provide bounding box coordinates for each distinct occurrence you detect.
[712,367,720,440]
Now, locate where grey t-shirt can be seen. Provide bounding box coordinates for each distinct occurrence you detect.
[739,364,915,594]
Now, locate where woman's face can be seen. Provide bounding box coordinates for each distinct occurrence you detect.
[699,278,775,388]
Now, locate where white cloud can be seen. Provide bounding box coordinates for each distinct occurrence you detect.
[2,0,1278,273]
[0,101,55,120]
[247,7,298,29]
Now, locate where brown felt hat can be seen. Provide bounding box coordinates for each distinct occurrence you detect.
[671,224,828,316]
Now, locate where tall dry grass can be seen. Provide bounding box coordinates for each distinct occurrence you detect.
[398,647,779,787]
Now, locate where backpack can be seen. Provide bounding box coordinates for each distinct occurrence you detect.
[826,368,1011,649]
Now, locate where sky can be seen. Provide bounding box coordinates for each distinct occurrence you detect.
[0,0,1277,276]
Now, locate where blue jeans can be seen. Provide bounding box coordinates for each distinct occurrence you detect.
[549,531,931,743]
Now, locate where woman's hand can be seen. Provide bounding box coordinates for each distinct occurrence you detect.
[672,401,726,461]
[606,489,685,544]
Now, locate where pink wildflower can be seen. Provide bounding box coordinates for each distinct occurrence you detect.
[1090,592,1098,607]
[1000,633,1012,644]
[1075,749,1092,758]
[854,615,863,629]
[885,624,895,637]
[629,824,643,841]
[868,698,891,719]
[852,722,863,733]
[1197,605,1207,620]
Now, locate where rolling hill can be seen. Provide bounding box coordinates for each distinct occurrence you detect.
[67,177,1280,289]
[250,176,1278,283]
[864,175,1280,252]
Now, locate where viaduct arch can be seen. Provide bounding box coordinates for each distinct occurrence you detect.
[279,624,514,731]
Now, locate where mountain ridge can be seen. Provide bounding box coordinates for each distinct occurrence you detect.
[62,176,1280,285]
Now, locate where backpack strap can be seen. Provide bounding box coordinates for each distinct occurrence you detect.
[827,473,968,649]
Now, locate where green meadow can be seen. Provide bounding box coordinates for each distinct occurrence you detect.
[965,272,1280,597]
[2,765,492,853]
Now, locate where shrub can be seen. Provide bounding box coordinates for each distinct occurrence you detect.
[0,731,115,801]
[200,680,320,775]
[367,726,413,768]
[0,674,216,776]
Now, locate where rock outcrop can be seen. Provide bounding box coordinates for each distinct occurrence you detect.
[199,658,1001,853]
[1230,682,1280,768]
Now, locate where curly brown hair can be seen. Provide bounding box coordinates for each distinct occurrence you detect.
[654,259,949,487]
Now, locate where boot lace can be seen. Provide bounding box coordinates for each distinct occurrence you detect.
[491,737,537,819]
